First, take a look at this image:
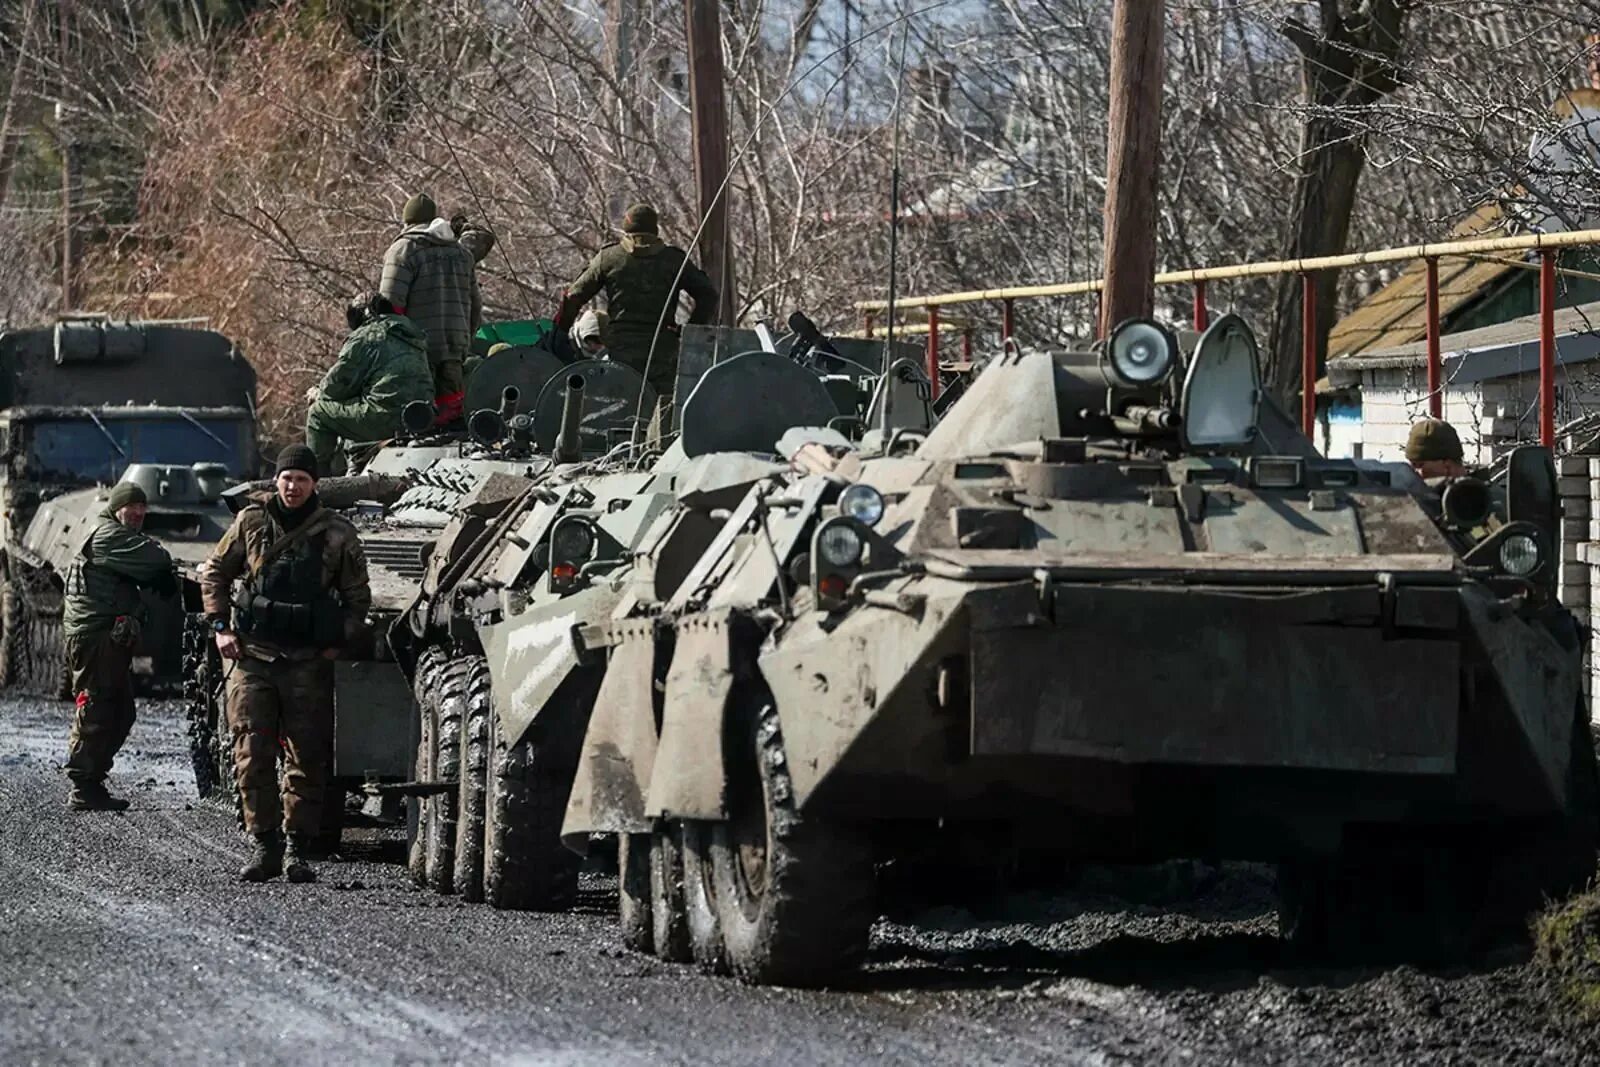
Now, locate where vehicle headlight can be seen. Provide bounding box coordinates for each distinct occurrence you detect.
[839,484,885,527]
[551,520,595,563]
[816,522,864,567]
[1498,533,1540,577]
[1104,318,1177,387]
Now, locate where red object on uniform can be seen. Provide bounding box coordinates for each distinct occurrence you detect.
[392,303,407,315]
[433,391,464,426]
[75,692,89,708]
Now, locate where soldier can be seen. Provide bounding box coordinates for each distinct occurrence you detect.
[62,482,176,811]
[380,193,477,424]
[201,445,371,884]
[553,202,718,419]
[304,292,434,472]
[1405,418,1470,479]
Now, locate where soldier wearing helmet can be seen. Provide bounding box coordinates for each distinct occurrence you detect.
[1405,418,1470,479]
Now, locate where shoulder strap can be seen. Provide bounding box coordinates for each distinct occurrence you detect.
[249,509,336,579]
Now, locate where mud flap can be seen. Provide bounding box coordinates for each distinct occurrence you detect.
[562,622,660,844]
[647,611,735,820]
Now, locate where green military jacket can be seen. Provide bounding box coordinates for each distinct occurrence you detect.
[316,315,434,417]
[63,512,175,638]
[559,236,718,361]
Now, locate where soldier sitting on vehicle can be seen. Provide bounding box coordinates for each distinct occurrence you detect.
[201,445,371,884]
[62,481,177,812]
[304,292,434,474]
[1405,418,1471,479]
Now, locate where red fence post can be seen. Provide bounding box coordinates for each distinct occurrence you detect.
[1193,280,1208,332]
[1541,251,1557,447]
[1424,257,1442,419]
[962,328,973,361]
[926,305,942,402]
[1001,298,1015,350]
[1301,273,1316,437]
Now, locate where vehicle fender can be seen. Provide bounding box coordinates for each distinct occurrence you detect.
[482,584,619,747]
[561,620,659,843]
[646,610,738,821]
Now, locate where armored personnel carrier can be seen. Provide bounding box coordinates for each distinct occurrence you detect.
[0,318,256,694]
[561,314,1598,985]
[394,325,929,910]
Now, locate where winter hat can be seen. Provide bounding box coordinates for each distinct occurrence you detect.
[620,202,659,236]
[486,343,513,357]
[402,193,438,226]
[275,444,320,480]
[106,482,147,514]
[1405,419,1463,465]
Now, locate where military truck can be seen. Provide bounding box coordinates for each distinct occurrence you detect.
[393,325,929,910]
[559,313,1598,985]
[0,318,256,694]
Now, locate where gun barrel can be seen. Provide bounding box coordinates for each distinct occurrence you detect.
[499,385,520,421]
[554,374,587,463]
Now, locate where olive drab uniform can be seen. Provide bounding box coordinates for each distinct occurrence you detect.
[62,510,175,789]
[199,497,370,838]
[555,234,718,406]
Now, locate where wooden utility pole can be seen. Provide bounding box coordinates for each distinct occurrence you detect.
[58,0,78,312]
[1098,0,1165,337]
[684,0,736,326]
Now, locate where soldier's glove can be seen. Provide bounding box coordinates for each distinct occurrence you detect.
[150,570,178,598]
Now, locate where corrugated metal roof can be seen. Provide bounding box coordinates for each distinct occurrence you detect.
[1326,201,1518,360]
[1328,297,1600,381]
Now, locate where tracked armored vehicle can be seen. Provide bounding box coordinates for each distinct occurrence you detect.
[0,319,256,694]
[563,314,1599,985]
[396,325,930,910]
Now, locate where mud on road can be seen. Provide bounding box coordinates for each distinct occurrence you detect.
[1,695,1595,1066]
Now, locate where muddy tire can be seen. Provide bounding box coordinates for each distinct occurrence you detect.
[423,654,468,895]
[650,823,692,962]
[482,678,586,912]
[406,663,436,886]
[618,833,653,954]
[43,615,69,700]
[0,576,19,687]
[682,820,729,974]
[453,657,492,904]
[711,699,876,986]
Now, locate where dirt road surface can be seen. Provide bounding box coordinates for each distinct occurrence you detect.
[2,695,1596,1066]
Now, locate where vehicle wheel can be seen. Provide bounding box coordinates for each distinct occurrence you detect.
[650,823,691,963]
[182,613,221,798]
[424,655,469,895]
[453,657,492,904]
[407,647,444,886]
[618,832,653,954]
[482,677,587,912]
[682,820,729,974]
[711,698,876,986]
[43,615,69,700]
[0,576,19,687]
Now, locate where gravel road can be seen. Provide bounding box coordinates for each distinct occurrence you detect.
[2,695,1596,1066]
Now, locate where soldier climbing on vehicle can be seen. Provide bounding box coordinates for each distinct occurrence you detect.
[380,194,478,425]
[553,202,718,426]
[1406,418,1471,479]
[304,292,434,474]
[62,481,177,812]
[200,445,371,884]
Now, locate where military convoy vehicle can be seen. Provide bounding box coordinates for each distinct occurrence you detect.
[391,325,930,911]
[553,313,1597,985]
[0,318,256,695]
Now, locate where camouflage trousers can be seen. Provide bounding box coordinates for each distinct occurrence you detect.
[305,399,402,472]
[64,629,138,784]
[224,655,335,836]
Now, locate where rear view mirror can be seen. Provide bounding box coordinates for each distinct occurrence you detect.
[1505,446,1558,528]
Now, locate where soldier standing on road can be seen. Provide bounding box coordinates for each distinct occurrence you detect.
[304,292,434,473]
[1405,418,1471,479]
[380,194,477,425]
[553,203,718,420]
[62,482,177,812]
[200,445,371,884]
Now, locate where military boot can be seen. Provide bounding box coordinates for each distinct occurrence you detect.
[240,832,284,883]
[284,834,317,884]
[68,781,130,812]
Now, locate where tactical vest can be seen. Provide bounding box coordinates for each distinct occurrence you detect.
[233,523,344,648]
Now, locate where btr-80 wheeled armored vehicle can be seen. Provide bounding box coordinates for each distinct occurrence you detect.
[393,324,930,910]
[560,314,1597,985]
[0,318,256,694]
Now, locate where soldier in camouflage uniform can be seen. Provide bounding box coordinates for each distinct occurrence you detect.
[304,292,434,472]
[200,445,371,884]
[554,203,718,420]
[62,481,177,811]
